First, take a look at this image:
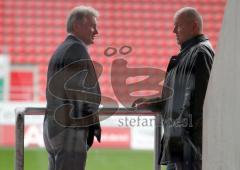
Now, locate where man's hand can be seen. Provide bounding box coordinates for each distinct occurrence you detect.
[132,97,163,111]
[94,127,101,142]
[132,98,147,107]
[132,98,151,110]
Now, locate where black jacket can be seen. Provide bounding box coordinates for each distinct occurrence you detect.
[159,35,214,164]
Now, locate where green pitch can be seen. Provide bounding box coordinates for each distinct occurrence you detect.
[0,147,166,170]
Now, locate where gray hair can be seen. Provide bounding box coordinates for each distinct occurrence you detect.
[66,6,99,33]
[175,7,203,33]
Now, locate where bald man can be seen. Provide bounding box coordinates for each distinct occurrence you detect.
[133,7,214,170]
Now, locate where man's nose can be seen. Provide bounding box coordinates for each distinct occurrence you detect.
[173,27,176,34]
[94,28,98,35]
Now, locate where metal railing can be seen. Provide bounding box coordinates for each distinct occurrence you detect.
[15,107,161,170]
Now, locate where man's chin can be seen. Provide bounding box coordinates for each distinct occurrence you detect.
[85,41,94,46]
[89,39,95,44]
[176,39,183,45]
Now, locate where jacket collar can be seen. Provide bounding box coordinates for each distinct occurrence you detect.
[66,34,87,48]
[181,34,208,52]
[167,34,208,72]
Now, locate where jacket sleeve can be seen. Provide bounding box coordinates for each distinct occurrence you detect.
[63,43,102,145]
[63,43,93,118]
[145,56,177,112]
[182,49,213,132]
[192,50,213,127]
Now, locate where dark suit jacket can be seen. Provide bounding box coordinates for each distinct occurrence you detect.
[44,35,101,148]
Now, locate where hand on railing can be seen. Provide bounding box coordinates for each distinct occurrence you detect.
[132,97,164,112]
[132,98,151,110]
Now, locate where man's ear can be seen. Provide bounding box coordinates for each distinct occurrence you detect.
[73,21,80,32]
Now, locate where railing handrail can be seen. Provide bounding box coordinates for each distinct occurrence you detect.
[15,107,161,170]
[16,107,157,116]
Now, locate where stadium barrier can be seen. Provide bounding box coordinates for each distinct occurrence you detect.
[15,107,162,170]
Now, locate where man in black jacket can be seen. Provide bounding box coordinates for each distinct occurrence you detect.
[43,6,101,170]
[133,7,214,170]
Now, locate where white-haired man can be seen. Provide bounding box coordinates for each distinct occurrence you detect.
[43,6,101,170]
[133,7,214,170]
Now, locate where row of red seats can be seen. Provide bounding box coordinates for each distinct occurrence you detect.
[3,0,225,10]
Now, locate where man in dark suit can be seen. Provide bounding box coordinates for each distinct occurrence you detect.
[133,7,214,170]
[43,6,101,170]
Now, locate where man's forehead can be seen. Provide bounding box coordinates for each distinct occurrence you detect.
[174,13,180,23]
[174,13,188,23]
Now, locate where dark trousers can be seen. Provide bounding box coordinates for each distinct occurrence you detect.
[43,120,89,170]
